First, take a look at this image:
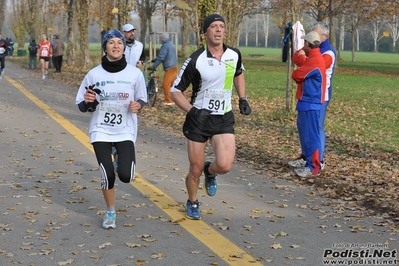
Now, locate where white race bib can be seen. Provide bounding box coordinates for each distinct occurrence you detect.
[40,49,48,57]
[202,89,231,115]
[97,101,128,128]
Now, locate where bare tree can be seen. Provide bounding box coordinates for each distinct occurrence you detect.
[241,16,255,47]
[26,0,42,41]
[337,14,345,56]
[343,0,380,62]
[260,12,271,47]
[366,19,382,52]
[135,0,162,46]
[386,14,399,52]
[9,0,29,48]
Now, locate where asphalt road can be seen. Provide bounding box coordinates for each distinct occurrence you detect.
[0,61,397,266]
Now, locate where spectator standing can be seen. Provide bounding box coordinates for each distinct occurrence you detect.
[7,38,14,57]
[28,39,38,70]
[290,31,326,178]
[288,22,336,171]
[170,14,252,220]
[75,29,147,229]
[52,35,65,73]
[122,24,145,68]
[148,32,178,105]
[38,33,52,80]
[0,34,8,79]
[50,35,56,69]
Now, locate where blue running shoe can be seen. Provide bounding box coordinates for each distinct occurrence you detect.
[186,200,201,220]
[102,211,116,229]
[203,161,217,196]
[112,146,118,175]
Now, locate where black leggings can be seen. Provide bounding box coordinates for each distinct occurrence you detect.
[92,141,136,190]
[0,56,5,70]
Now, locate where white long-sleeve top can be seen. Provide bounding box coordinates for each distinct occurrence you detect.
[75,64,147,143]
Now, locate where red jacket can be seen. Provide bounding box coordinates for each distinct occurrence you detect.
[292,48,326,104]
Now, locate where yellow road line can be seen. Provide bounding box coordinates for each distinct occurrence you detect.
[6,76,264,266]
[132,175,263,265]
[5,76,93,152]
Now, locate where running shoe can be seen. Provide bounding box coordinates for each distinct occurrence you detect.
[288,158,306,168]
[102,211,116,229]
[203,161,217,196]
[294,167,320,178]
[42,75,46,80]
[112,146,118,175]
[186,200,201,220]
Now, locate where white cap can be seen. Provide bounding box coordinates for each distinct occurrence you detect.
[301,31,320,45]
[122,24,135,32]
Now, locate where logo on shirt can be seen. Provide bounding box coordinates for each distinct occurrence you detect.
[208,60,214,67]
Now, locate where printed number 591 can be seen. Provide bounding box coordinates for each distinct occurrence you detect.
[208,99,225,111]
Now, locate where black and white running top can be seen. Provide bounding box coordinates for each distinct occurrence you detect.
[171,44,244,115]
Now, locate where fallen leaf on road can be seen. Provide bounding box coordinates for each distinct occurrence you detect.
[270,243,282,249]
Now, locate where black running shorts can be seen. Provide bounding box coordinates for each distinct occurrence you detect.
[183,110,235,143]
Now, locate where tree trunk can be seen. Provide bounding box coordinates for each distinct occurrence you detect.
[77,0,91,69]
[286,36,293,113]
[0,0,5,35]
[65,0,77,66]
[351,31,356,62]
[27,0,41,41]
[180,12,191,57]
[328,2,337,51]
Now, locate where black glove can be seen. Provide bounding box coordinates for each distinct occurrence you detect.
[239,97,251,115]
[151,59,156,63]
[188,107,212,125]
[147,67,155,71]
[85,84,99,112]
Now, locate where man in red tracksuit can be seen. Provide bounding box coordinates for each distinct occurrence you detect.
[291,31,326,177]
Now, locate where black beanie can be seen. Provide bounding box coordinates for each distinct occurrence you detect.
[202,14,225,33]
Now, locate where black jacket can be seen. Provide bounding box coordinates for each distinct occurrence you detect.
[28,41,38,56]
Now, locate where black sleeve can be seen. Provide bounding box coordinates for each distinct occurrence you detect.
[137,99,146,108]
[173,55,197,93]
[139,46,145,62]
[78,101,89,112]
[230,47,244,76]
